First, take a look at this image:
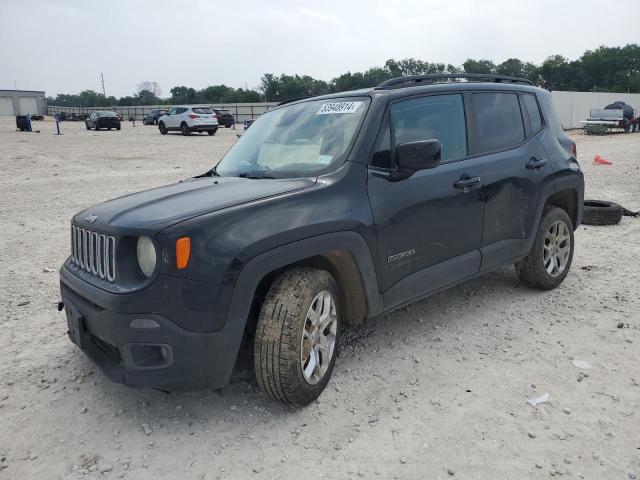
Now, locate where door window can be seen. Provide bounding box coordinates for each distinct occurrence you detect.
[390,94,467,162]
[470,93,525,153]
[521,94,543,134]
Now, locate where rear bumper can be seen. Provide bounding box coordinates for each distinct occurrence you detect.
[59,269,242,391]
[190,124,218,131]
[97,120,120,128]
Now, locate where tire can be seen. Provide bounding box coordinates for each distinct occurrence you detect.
[516,207,574,290]
[143,119,148,125]
[181,123,190,136]
[153,119,158,125]
[116,125,121,131]
[225,124,231,128]
[85,123,90,130]
[582,200,623,226]
[254,267,341,406]
[95,125,100,131]
[108,127,112,130]
[159,122,167,135]
[207,129,216,136]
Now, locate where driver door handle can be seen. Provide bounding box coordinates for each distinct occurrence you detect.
[453,176,481,190]
[526,157,547,169]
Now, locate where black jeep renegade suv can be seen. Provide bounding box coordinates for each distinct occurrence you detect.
[59,74,584,405]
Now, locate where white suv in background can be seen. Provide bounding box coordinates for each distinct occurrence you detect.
[158,107,219,136]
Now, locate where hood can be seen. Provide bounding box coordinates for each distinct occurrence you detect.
[74,176,316,232]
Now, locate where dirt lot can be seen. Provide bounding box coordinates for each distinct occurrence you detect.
[1,116,639,479]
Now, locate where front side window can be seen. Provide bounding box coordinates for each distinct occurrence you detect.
[216,97,369,178]
[471,93,525,153]
[391,94,467,162]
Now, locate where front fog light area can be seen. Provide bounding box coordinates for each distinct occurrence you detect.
[136,236,157,277]
[130,344,172,367]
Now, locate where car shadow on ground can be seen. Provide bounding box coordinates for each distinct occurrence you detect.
[77,265,545,416]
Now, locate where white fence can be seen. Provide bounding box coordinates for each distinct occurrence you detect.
[47,103,279,123]
[48,92,640,130]
[551,91,640,129]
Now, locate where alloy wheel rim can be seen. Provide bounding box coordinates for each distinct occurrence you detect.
[543,220,571,277]
[300,290,337,385]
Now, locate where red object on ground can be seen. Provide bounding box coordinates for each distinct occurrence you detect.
[593,155,612,165]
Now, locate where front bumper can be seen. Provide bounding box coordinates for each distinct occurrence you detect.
[59,268,243,391]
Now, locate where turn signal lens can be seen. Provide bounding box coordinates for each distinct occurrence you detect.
[176,237,191,269]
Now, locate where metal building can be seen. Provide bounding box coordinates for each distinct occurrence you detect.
[0,89,47,116]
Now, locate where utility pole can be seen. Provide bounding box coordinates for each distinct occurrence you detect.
[100,73,106,96]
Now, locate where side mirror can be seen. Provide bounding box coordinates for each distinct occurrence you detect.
[396,140,441,173]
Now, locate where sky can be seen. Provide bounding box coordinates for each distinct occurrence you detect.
[1,0,639,98]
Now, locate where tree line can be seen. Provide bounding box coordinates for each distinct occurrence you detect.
[48,44,640,107]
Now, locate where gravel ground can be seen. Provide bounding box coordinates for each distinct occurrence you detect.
[0,117,639,480]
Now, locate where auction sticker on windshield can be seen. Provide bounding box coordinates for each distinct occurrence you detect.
[317,101,362,115]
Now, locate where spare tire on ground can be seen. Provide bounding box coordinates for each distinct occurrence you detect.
[582,200,624,226]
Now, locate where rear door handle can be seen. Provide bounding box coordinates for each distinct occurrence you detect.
[526,157,547,169]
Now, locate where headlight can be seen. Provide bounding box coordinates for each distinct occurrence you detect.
[136,236,157,278]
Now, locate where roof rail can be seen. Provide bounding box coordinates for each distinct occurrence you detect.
[376,73,534,89]
[276,96,309,106]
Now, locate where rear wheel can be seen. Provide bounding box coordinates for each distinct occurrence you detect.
[158,122,167,135]
[254,267,340,406]
[181,123,190,136]
[153,118,158,125]
[116,124,121,131]
[95,125,100,131]
[85,122,90,130]
[516,207,574,290]
[207,129,216,136]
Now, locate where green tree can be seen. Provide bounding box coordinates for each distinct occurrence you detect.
[463,59,497,74]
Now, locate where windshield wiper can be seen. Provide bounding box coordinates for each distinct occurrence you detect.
[238,173,276,179]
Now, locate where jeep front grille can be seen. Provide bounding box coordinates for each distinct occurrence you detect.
[71,226,116,282]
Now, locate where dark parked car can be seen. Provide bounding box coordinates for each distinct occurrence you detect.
[143,109,168,125]
[211,108,235,127]
[85,111,121,131]
[60,74,584,405]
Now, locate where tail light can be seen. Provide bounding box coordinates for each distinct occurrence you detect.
[188,114,200,119]
[571,142,577,158]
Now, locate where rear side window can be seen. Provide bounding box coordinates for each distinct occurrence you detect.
[192,108,213,114]
[391,94,467,161]
[471,93,524,153]
[522,94,543,134]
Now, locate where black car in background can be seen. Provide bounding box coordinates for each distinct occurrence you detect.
[85,111,121,131]
[211,108,235,127]
[143,109,169,125]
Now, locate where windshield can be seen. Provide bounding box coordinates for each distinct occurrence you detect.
[97,111,117,117]
[215,97,369,178]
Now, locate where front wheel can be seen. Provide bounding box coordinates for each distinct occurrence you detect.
[516,207,574,290]
[158,122,167,135]
[254,267,341,406]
